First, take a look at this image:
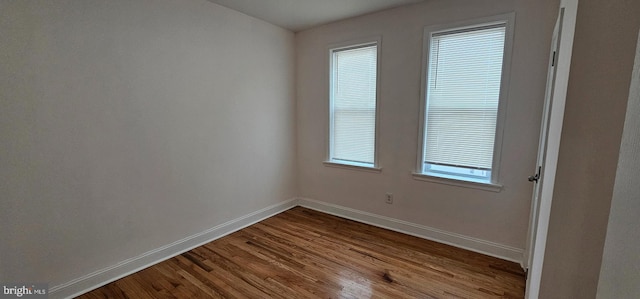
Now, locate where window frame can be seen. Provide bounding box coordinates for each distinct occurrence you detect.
[325,37,382,172]
[414,13,515,191]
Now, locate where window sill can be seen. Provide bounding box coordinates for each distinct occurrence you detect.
[412,172,503,192]
[323,161,382,173]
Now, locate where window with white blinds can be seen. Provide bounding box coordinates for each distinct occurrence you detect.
[420,21,510,183]
[329,43,378,167]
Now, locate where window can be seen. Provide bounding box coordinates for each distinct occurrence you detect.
[417,15,514,186]
[328,41,379,169]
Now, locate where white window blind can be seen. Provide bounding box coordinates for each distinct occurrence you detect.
[330,44,378,166]
[423,24,506,174]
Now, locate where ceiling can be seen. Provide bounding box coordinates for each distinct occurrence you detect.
[206,0,425,32]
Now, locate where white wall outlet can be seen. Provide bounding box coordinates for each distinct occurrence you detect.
[385,193,393,204]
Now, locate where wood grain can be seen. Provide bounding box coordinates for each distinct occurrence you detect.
[78,207,525,298]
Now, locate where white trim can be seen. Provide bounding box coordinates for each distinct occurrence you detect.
[297,197,523,263]
[48,199,298,299]
[412,172,503,192]
[416,12,516,185]
[49,197,523,298]
[323,161,382,173]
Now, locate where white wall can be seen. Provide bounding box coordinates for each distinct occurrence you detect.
[0,0,296,287]
[296,0,558,255]
[540,1,640,298]
[596,29,640,299]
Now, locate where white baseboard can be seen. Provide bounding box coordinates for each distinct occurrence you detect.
[48,198,298,299]
[50,197,523,298]
[297,198,523,264]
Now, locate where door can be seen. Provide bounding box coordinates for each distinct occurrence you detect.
[523,9,563,270]
[524,0,578,298]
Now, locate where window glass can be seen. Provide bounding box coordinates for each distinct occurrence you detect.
[330,44,378,167]
[421,23,508,183]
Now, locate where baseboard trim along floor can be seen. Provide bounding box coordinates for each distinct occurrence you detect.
[297,198,523,264]
[49,198,298,299]
[49,197,523,298]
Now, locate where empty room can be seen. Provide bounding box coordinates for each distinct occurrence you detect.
[2,0,639,298]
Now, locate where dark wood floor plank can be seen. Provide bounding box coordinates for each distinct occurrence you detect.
[263,214,479,296]
[77,207,525,298]
[113,276,156,299]
[238,225,423,299]
[274,208,525,296]
[252,220,439,298]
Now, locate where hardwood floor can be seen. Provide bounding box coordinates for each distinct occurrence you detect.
[78,207,525,298]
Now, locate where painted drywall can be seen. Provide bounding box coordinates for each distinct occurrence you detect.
[596,29,640,299]
[0,0,296,287]
[296,0,559,254]
[539,0,640,298]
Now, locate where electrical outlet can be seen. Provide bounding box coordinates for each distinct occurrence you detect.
[385,193,393,204]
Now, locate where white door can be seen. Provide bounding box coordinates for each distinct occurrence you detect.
[525,0,578,298]
[524,9,563,270]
